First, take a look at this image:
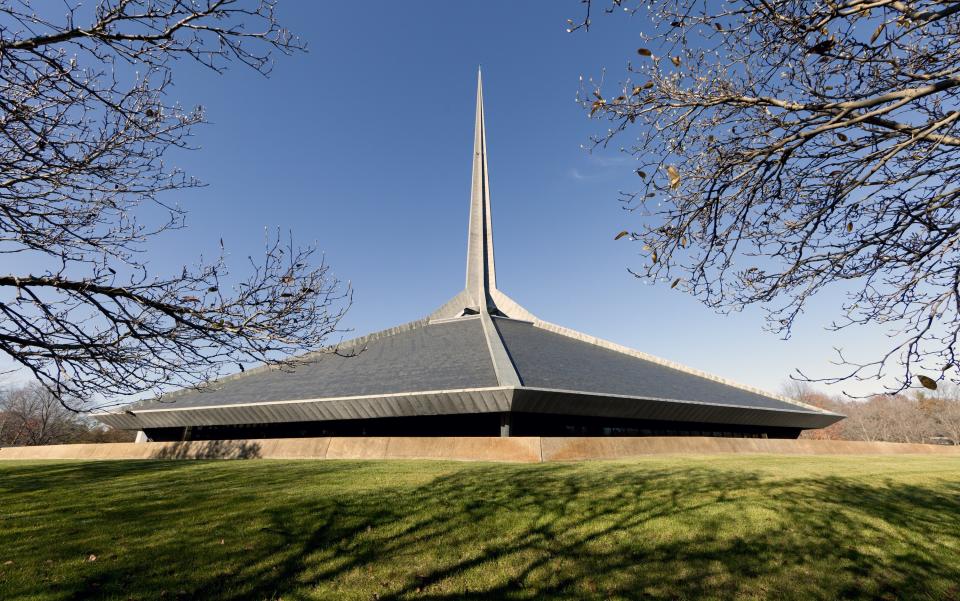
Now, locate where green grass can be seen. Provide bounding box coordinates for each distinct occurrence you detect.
[2,456,960,601]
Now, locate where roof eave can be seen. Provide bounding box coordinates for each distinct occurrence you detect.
[96,385,840,431]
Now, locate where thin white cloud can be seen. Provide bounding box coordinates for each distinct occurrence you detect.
[588,154,634,167]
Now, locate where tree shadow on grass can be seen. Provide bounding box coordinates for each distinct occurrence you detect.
[150,440,263,460]
[2,460,960,600]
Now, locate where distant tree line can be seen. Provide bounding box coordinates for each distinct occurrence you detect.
[789,382,960,444]
[0,383,133,446]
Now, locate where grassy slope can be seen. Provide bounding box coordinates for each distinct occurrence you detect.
[1,456,959,601]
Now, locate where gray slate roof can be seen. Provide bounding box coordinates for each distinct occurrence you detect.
[130,316,818,416]
[493,317,803,413]
[133,318,497,410]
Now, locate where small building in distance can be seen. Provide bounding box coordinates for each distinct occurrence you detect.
[97,72,843,441]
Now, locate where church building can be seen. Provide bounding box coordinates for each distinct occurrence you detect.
[97,72,843,441]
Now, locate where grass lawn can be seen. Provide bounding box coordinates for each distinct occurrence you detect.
[1,456,960,600]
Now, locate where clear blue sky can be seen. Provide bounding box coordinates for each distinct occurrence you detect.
[1,1,894,398]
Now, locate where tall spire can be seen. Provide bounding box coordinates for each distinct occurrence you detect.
[428,70,536,322]
[465,67,496,312]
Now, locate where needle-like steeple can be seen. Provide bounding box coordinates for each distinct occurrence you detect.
[428,69,536,322]
[465,68,496,311]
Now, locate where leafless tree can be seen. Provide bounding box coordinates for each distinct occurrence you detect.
[939,394,960,443]
[0,382,133,445]
[842,395,905,441]
[788,379,960,443]
[894,395,939,441]
[783,381,848,440]
[574,0,960,394]
[922,381,960,442]
[0,382,84,445]
[0,1,349,409]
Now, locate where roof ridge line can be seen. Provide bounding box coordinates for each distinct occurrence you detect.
[429,314,482,325]
[480,311,522,387]
[331,317,431,351]
[531,319,832,415]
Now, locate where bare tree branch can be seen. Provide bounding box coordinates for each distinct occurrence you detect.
[0,1,350,409]
[576,0,960,395]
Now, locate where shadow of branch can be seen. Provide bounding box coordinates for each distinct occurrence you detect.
[149,440,263,460]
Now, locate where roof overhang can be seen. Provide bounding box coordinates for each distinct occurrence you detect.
[512,387,843,430]
[95,386,842,431]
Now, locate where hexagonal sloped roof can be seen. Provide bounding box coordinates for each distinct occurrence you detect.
[98,314,841,431]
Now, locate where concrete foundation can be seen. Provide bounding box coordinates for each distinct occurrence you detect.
[1,437,959,462]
